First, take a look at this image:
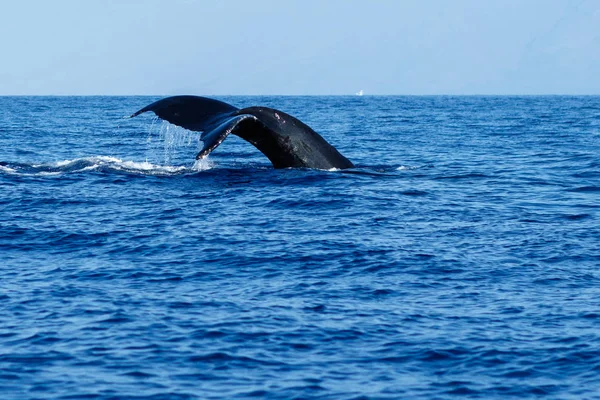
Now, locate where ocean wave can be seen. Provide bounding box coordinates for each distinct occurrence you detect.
[0,156,213,177]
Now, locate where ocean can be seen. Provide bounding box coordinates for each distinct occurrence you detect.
[0,95,599,399]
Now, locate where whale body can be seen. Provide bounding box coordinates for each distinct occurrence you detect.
[131,96,354,169]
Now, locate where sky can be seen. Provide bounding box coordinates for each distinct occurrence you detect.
[1,0,599,95]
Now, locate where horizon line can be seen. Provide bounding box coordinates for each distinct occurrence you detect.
[1,93,599,97]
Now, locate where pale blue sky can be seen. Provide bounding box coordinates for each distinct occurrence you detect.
[1,0,599,95]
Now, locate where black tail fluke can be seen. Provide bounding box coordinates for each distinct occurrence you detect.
[130,95,238,132]
[131,95,354,169]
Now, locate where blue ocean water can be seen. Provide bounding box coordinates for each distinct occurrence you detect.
[0,95,599,399]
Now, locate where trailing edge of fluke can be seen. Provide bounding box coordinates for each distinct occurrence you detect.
[131,96,354,170]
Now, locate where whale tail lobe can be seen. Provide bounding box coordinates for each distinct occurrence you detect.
[130,95,239,132]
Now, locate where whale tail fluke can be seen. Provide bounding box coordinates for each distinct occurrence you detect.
[131,95,354,169]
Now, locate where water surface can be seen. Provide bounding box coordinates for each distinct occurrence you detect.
[1,96,599,399]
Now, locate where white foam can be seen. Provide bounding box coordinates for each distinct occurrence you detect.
[37,171,63,176]
[1,156,210,177]
[83,156,192,175]
[54,156,121,168]
[396,165,422,171]
[192,158,214,171]
[0,165,17,174]
[113,159,188,174]
[80,165,101,172]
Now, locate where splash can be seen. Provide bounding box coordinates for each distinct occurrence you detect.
[1,119,216,178]
[192,158,214,171]
[145,120,203,166]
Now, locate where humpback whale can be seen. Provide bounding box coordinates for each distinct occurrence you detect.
[131,96,354,169]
